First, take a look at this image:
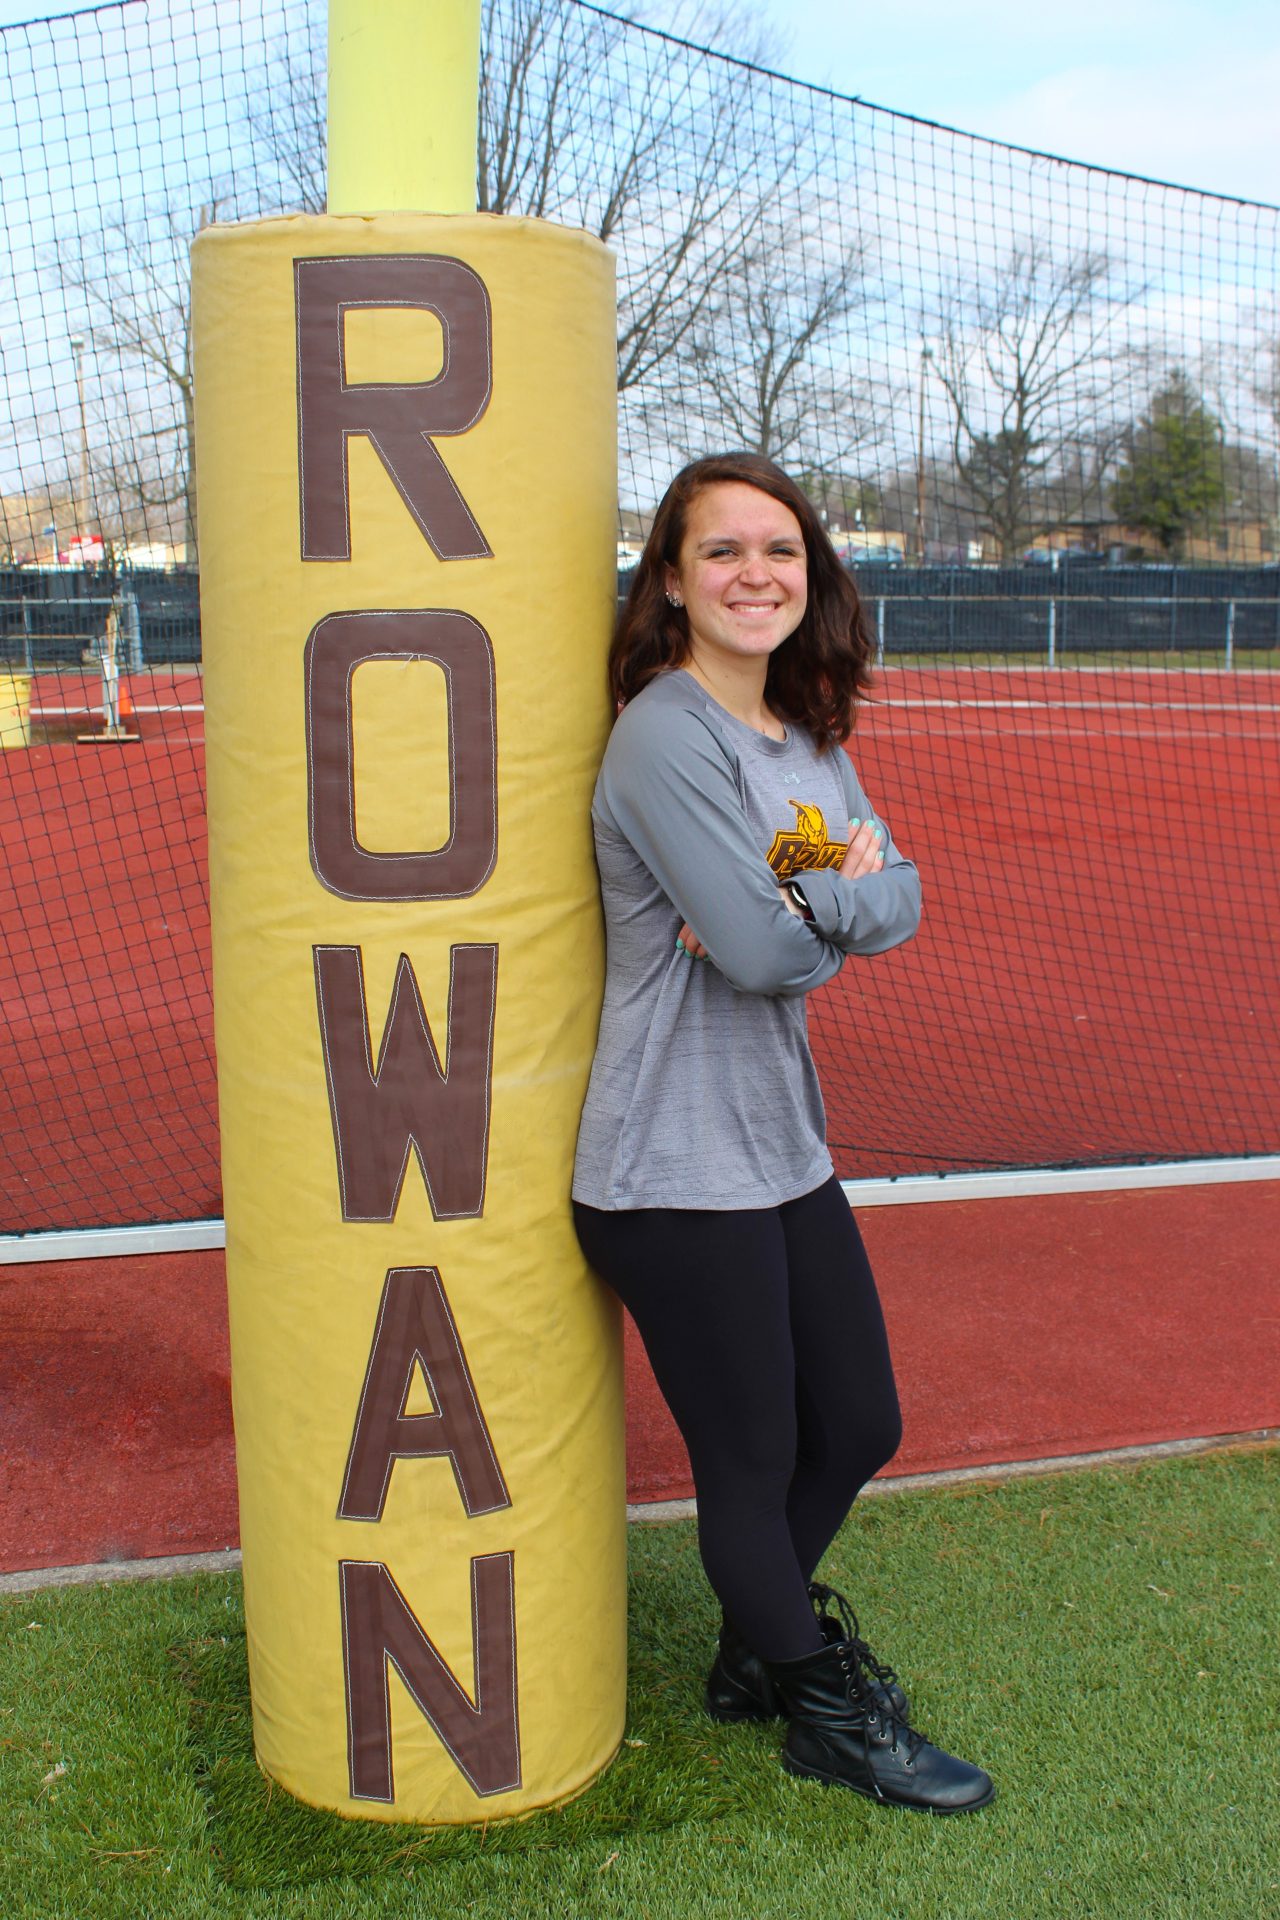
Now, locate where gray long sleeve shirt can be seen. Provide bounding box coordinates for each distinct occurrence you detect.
[571,668,921,1209]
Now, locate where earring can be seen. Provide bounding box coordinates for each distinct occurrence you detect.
[666,592,683,608]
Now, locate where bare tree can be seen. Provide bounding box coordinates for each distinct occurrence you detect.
[1243,321,1280,547]
[245,23,326,214]
[51,0,855,544]
[875,456,992,561]
[479,1,797,393]
[932,243,1136,562]
[0,478,75,567]
[656,220,880,473]
[54,197,225,561]
[1252,329,1280,444]
[248,0,796,396]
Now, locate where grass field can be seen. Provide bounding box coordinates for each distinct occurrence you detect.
[3,1446,1276,1920]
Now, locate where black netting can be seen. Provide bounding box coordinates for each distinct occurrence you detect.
[1,0,1276,1230]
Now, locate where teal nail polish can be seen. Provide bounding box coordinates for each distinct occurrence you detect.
[874,825,884,839]
[676,939,686,953]
[849,817,860,831]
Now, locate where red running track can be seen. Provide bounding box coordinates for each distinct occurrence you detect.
[0,676,217,1232]
[813,667,1279,1176]
[0,665,1276,1232]
[2,1180,1276,1574]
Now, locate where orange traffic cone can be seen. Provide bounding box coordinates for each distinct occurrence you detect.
[113,683,140,742]
[78,678,141,746]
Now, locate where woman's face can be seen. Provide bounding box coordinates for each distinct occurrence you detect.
[665,481,808,670]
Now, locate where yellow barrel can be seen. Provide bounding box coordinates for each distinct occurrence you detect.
[192,213,624,1822]
[0,673,30,748]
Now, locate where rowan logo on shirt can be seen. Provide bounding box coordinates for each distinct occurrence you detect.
[766,801,848,881]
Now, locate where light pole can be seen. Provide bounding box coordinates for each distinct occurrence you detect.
[915,343,932,565]
[69,333,89,549]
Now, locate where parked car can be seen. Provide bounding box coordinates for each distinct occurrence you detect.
[835,541,905,568]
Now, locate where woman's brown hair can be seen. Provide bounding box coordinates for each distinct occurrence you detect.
[608,452,874,746]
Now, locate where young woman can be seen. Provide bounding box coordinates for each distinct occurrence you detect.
[572,453,993,1814]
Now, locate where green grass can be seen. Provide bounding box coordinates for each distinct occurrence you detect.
[176,1623,722,1888]
[3,1447,1277,1919]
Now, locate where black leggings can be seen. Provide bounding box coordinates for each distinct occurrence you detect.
[573,1175,901,1663]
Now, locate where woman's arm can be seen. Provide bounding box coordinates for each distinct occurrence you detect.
[598,700,846,998]
[786,748,922,957]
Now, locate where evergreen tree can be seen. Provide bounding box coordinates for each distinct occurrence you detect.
[1110,372,1226,556]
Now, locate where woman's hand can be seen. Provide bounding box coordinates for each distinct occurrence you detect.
[678,818,883,959]
[838,817,886,881]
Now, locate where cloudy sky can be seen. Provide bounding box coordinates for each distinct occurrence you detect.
[1,0,1275,204]
[744,0,1280,205]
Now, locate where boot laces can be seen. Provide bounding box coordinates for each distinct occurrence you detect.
[810,1582,923,1765]
[808,1582,905,1700]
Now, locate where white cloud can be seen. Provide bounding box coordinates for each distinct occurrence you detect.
[980,52,1280,205]
[761,2,1280,207]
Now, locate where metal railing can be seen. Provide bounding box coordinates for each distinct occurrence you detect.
[862,590,1280,664]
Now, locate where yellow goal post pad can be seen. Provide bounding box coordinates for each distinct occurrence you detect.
[192,212,625,1824]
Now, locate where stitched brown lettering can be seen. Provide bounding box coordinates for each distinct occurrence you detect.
[314,943,497,1222]
[305,608,497,901]
[296,254,492,561]
[340,1554,521,1802]
[339,1266,510,1523]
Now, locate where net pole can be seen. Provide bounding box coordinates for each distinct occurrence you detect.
[102,605,119,731]
[326,0,480,214]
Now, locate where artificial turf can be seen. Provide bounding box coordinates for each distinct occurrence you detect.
[2,1445,1277,1920]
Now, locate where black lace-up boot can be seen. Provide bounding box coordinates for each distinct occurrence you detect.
[705,1586,910,1724]
[806,1582,911,1722]
[704,1617,783,1722]
[766,1639,995,1814]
